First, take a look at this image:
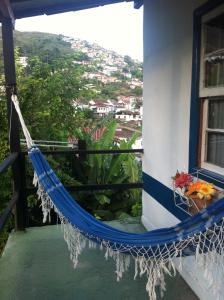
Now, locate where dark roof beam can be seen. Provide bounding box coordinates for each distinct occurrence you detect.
[134,0,143,9]
[13,0,133,20]
[0,0,15,26]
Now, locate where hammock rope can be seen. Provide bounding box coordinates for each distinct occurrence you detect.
[11,94,224,300]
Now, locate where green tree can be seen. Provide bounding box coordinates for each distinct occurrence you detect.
[124,55,134,67]
[17,54,86,140]
[133,86,143,96]
[72,120,142,220]
[131,68,143,81]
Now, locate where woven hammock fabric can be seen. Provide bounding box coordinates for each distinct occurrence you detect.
[29,147,224,300]
[12,94,224,300]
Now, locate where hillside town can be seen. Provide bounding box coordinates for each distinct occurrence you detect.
[73,95,142,148]
[64,37,143,147]
[17,35,143,148]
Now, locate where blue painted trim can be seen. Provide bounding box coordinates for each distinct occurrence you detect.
[188,0,224,180]
[142,1,224,221]
[193,168,224,188]
[143,172,189,221]
[134,0,143,9]
[194,0,224,16]
[188,10,201,174]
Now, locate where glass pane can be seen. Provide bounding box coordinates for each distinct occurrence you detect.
[208,98,224,129]
[203,13,224,88]
[207,132,224,167]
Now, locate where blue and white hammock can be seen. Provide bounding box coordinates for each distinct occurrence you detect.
[12,95,224,300]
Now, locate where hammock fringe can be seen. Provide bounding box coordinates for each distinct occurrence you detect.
[10,94,224,300]
[34,172,224,300]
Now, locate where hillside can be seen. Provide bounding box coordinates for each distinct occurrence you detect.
[14,31,73,58]
[0,31,142,101]
[0,32,143,231]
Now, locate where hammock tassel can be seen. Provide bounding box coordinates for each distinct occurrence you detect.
[10,94,224,300]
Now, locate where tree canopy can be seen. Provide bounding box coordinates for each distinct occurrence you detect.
[0,31,142,231]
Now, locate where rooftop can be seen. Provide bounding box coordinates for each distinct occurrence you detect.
[0,220,198,300]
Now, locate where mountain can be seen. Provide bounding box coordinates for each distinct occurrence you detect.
[0,30,143,101]
[14,31,73,59]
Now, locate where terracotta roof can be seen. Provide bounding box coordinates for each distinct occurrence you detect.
[115,128,133,140]
[83,127,105,141]
[90,100,108,107]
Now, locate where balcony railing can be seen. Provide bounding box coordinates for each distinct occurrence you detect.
[0,141,143,233]
[0,153,19,233]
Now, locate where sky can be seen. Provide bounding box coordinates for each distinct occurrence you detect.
[15,2,143,61]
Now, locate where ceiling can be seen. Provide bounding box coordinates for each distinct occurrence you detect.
[0,0,142,21]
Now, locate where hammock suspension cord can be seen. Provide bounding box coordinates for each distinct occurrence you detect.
[11,94,224,300]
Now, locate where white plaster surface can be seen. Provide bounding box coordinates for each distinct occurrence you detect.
[142,1,223,299]
[142,193,218,300]
[143,0,205,188]
[141,191,179,229]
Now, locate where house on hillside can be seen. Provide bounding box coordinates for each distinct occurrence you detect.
[117,95,136,111]
[115,110,141,122]
[129,79,143,89]
[88,100,113,116]
[102,65,118,76]
[114,127,142,149]
[115,110,133,121]
[114,128,133,143]
[83,72,118,84]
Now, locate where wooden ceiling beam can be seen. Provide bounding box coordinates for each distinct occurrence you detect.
[0,0,15,26]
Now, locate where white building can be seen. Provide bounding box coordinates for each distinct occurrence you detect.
[102,65,118,76]
[117,96,136,111]
[115,110,141,122]
[142,1,224,299]
[89,100,112,116]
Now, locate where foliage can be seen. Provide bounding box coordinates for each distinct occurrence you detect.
[133,86,143,96]
[0,72,11,214]
[72,120,142,220]
[131,201,142,217]
[0,218,14,256]
[17,54,87,140]
[73,51,90,62]
[124,55,133,66]
[13,31,73,63]
[0,30,143,239]
[131,69,143,81]
[0,84,13,256]
[100,82,136,99]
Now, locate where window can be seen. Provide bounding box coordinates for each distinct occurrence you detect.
[199,5,224,175]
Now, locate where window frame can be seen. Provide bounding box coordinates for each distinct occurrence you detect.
[199,6,224,175]
[189,0,224,186]
[199,4,224,98]
[200,98,224,175]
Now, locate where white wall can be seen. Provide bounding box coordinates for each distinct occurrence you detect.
[143,0,204,187]
[142,0,205,224]
[142,1,222,299]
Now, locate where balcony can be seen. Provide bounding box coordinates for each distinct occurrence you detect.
[0,222,198,300]
[0,1,199,298]
[0,147,198,299]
